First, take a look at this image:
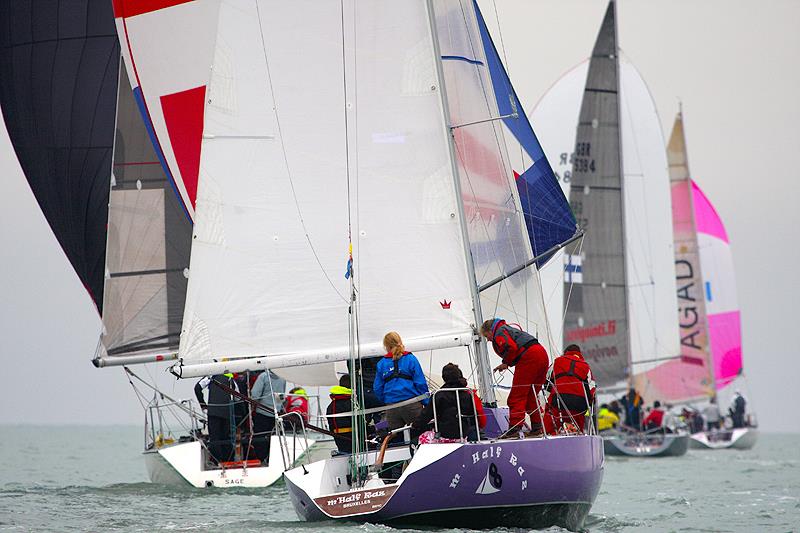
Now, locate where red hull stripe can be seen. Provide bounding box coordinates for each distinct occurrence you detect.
[161,86,206,209]
[113,0,194,18]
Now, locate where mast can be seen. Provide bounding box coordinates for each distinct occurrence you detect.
[425,0,495,405]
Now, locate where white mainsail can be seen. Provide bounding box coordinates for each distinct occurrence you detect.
[179,1,476,375]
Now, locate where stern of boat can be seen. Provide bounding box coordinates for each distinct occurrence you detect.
[145,435,313,488]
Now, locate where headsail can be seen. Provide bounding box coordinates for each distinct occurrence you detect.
[472,1,577,265]
[692,180,742,390]
[0,1,120,312]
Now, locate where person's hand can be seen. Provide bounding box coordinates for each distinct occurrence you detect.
[493,363,508,372]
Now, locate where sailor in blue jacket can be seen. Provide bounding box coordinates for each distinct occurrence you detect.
[374,332,429,430]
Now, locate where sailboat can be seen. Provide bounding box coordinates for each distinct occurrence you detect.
[666,110,757,451]
[532,1,689,458]
[0,1,320,488]
[142,0,604,529]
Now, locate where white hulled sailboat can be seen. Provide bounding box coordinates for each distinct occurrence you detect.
[665,110,757,450]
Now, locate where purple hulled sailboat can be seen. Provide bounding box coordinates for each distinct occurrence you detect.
[113,0,607,528]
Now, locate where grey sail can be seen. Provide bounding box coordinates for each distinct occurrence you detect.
[99,64,192,359]
[563,1,629,388]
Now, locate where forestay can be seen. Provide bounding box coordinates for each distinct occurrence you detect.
[178,0,476,377]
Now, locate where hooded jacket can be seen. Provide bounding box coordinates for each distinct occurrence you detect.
[412,380,477,440]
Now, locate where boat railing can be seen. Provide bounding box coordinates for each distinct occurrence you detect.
[144,396,205,451]
[275,410,311,470]
[430,387,482,442]
[546,383,597,437]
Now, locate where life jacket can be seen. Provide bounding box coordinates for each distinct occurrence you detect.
[490,319,540,366]
[207,374,240,419]
[327,386,353,434]
[644,408,665,428]
[383,352,413,381]
[549,351,595,410]
[471,390,487,429]
[286,391,310,423]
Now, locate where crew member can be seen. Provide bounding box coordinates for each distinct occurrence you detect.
[327,375,354,453]
[643,400,665,430]
[284,386,310,431]
[703,397,722,431]
[481,318,550,437]
[194,373,242,464]
[597,403,620,432]
[544,344,596,434]
[374,332,430,430]
[348,356,384,424]
[412,363,481,443]
[250,370,286,463]
[620,388,644,429]
[729,390,747,428]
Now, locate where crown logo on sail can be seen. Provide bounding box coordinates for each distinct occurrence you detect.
[440,300,451,309]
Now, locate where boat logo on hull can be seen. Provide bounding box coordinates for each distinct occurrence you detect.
[475,463,502,494]
[463,445,528,494]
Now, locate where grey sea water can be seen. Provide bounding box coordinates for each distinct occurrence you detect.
[0,426,797,532]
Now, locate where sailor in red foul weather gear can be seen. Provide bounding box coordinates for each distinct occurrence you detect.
[545,344,596,434]
[481,318,550,435]
[643,400,665,431]
[285,387,310,427]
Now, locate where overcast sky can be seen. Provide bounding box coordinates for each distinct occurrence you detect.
[1,0,798,433]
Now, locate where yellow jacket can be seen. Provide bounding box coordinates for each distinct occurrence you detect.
[598,407,619,431]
